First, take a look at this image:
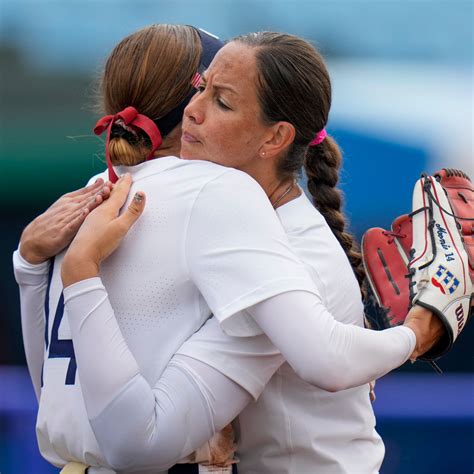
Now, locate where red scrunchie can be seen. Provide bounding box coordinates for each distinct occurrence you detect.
[94,106,163,183]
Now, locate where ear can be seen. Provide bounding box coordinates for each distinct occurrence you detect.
[258,121,296,159]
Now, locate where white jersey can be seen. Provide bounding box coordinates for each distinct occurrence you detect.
[14,161,415,472]
[31,157,317,468]
[178,190,384,474]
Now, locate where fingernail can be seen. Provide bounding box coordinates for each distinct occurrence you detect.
[133,192,144,203]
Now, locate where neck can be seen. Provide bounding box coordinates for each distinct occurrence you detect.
[240,160,300,209]
[269,179,301,209]
[238,159,280,198]
[154,124,182,159]
[155,142,181,158]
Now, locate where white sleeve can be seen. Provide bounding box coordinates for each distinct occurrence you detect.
[176,315,285,400]
[185,170,319,337]
[247,290,417,392]
[86,170,108,186]
[64,278,252,472]
[12,247,50,401]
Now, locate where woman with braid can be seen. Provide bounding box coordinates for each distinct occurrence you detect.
[15,28,450,474]
[177,33,388,472]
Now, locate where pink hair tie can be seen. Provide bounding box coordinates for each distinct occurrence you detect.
[309,128,327,147]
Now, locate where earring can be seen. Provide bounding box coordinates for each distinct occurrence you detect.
[260,151,266,157]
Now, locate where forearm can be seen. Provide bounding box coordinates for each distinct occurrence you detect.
[64,278,251,471]
[248,291,416,391]
[61,252,99,288]
[12,248,49,401]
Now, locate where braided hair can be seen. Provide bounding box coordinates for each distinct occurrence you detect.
[235,32,366,293]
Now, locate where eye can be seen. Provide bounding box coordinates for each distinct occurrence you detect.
[217,98,231,110]
[195,84,206,93]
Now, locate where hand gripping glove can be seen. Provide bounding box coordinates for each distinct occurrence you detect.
[362,170,473,361]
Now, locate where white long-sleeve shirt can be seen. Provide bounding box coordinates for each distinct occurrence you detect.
[14,156,320,470]
[14,159,416,473]
[60,279,414,472]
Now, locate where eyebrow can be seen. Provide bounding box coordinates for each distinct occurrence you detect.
[201,73,238,95]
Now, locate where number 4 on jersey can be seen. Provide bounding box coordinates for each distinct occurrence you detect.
[44,261,77,385]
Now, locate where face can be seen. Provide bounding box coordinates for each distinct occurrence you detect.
[181,42,273,174]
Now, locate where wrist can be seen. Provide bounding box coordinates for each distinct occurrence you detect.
[61,252,100,288]
[404,305,444,360]
[404,320,422,360]
[19,240,47,265]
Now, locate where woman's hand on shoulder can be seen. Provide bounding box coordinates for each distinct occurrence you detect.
[20,179,112,264]
[61,173,146,288]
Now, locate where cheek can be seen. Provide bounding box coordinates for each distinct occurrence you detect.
[203,115,261,166]
[205,126,232,158]
[218,142,255,169]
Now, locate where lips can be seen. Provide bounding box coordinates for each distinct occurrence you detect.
[182,130,200,144]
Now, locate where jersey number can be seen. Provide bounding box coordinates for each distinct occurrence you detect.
[44,260,77,385]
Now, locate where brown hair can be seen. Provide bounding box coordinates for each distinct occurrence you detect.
[99,24,202,166]
[234,32,366,293]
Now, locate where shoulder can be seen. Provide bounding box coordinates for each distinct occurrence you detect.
[178,159,265,193]
[277,191,327,233]
[86,170,108,186]
[120,157,257,190]
[191,170,276,228]
[188,167,284,240]
[196,165,268,203]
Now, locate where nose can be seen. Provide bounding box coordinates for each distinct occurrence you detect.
[184,92,204,125]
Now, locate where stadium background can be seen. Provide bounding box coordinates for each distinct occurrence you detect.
[0,1,472,472]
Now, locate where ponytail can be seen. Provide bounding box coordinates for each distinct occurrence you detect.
[98,24,203,170]
[108,126,151,166]
[304,136,366,296]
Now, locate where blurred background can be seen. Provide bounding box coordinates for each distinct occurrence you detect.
[1,0,472,472]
